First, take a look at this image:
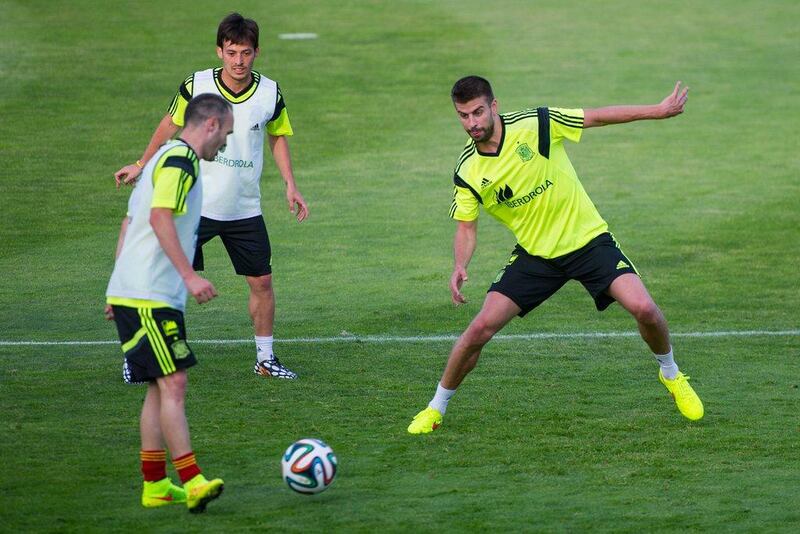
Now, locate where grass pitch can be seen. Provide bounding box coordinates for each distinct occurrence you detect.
[1,0,798,531]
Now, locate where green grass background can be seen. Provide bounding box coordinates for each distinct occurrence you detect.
[1,0,798,531]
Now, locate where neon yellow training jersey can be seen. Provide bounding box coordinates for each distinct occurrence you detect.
[449,107,608,259]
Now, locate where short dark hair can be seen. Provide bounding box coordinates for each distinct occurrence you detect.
[451,76,494,104]
[184,94,232,127]
[217,12,259,49]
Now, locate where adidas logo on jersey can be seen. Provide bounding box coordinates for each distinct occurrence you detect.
[480,177,493,189]
[616,260,630,270]
[494,184,514,203]
[251,123,261,131]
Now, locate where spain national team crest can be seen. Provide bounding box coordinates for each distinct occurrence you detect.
[494,254,518,283]
[171,340,191,360]
[516,143,534,162]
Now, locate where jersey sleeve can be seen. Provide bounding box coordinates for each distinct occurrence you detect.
[534,107,584,159]
[547,107,584,143]
[167,74,194,128]
[449,174,480,221]
[151,150,198,215]
[266,85,294,136]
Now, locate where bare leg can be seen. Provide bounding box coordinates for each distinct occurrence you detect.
[246,274,274,337]
[155,370,191,458]
[140,382,163,450]
[608,276,703,419]
[440,291,522,389]
[409,292,523,433]
[606,273,670,354]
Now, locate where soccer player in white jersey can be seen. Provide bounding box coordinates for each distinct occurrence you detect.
[107,94,232,512]
[114,13,307,379]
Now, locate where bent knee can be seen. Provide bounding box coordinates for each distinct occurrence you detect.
[629,301,662,325]
[248,275,273,293]
[464,319,499,346]
[159,371,188,398]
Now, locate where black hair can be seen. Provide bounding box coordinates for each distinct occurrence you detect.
[217,12,259,49]
[451,75,494,103]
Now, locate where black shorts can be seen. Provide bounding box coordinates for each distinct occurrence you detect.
[489,233,638,316]
[111,305,197,384]
[193,215,272,276]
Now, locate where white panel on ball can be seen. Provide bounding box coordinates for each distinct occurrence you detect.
[281,438,338,494]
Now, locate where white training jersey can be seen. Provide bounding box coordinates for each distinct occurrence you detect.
[106,140,202,311]
[125,180,144,218]
[191,68,278,220]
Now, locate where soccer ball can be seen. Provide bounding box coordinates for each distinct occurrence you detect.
[281,438,338,494]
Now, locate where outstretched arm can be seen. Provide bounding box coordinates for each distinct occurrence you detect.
[583,82,689,128]
[450,220,478,305]
[114,114,181,187]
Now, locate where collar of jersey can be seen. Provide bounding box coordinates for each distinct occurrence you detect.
[213,67,260,104]
[175,137,200,162]
[475,116,506,158]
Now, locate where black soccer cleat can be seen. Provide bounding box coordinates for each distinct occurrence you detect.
[253,357,298,379]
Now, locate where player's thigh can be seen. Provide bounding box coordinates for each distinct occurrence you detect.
[488,247,567,318]
[112,306,197,384]
[471,291,523,334]
[606,273,659,317]
[218,216,272,276]
[197,216,222,246]
[565,233,638,311]
[193,217,223,271]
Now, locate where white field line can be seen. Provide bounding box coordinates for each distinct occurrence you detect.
[0,329,797,347]
[278,33,318,40]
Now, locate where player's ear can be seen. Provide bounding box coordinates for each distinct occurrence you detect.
[490,98,498,114]
[254,47,260,59]
[207,116,220,133]
[216,47,224,60]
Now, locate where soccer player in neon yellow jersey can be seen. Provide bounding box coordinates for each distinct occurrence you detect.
[408,76,703,434]
[115,13,307,379]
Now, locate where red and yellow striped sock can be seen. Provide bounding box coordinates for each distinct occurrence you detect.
[140,449,167,482]
[172,452,202,483]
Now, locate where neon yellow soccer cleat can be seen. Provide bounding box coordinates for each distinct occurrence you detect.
[659,370,704,421]
[407,406,443,434]
[184,474,224,513]
[141,478,186,508]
